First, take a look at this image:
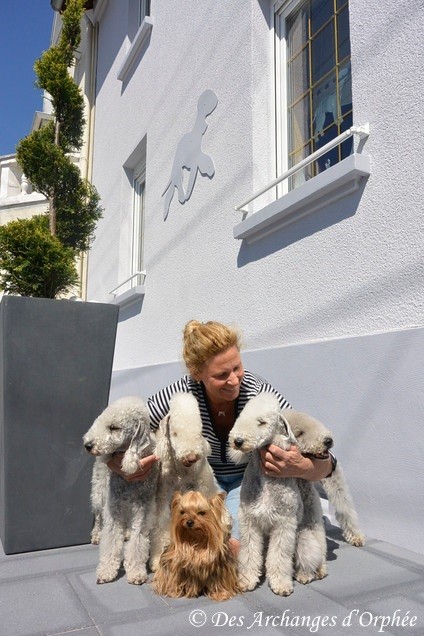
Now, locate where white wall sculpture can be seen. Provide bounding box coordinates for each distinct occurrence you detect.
[162,89,218,220]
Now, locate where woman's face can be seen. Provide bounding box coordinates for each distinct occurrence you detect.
[195,345,244,405]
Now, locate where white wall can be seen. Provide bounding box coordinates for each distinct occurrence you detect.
[88,0,424,553]
[88,0,423,366]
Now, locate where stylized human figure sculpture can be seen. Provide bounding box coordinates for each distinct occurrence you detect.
[163,90,218,220]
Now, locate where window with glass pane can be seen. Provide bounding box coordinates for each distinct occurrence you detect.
[283,0,352,189]
[138,0,150,26]
[131,165,145,287]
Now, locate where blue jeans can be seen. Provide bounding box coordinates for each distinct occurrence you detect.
[216,474,243,539]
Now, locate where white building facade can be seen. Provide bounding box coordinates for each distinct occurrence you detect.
[85,0,424,553]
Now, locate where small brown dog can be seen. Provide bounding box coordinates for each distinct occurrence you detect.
[152,490,240,601]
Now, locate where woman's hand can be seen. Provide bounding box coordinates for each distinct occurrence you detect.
[107,452,159,482]
[259,444,332,480]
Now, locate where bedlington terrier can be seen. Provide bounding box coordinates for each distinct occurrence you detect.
[284,409,365,547]
[229,393,326,596]
[149,392,221,571]
[83,396,158,584]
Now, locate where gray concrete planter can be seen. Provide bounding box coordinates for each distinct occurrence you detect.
[0,296,119,554]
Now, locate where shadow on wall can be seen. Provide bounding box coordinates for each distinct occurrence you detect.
[117,295,145,323]
[236,183,367,267]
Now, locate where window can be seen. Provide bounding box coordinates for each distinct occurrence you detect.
[138,0,150,27]
[131,161,146,288]
[118,0,153,81]
[276,0,353,190]
[113,136,147,305]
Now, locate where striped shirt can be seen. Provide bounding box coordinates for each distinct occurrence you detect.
[147,370,291,477]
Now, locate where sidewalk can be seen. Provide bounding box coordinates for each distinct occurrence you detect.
[0,521,423,636]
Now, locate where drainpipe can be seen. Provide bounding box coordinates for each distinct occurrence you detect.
[78,13,98,300]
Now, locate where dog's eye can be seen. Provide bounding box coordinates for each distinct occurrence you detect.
[109,425,120,431]
[198,510,207,516]
[257,418,266,426]
[296,431,304,437]
[179,509,184,515]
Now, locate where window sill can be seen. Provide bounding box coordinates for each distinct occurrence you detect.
[117,17,153,82]
[111,286,145,309]
[233,153,371,243]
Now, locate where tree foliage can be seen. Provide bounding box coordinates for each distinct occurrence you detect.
[0,216,79,299]
[0,0,103,298]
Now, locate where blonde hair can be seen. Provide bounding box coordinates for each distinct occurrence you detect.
[182,320,241,378]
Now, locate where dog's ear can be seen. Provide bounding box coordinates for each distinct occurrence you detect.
[171,491,182,509]
[209,490,227,504]
[159,413,171,434]
[278,412,297,444]
[209,491,226,509]
[209,492,232,534]
[202,438,212,456]
[121,409,152,474]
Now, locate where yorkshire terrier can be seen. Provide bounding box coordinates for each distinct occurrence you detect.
[152,490,240,601]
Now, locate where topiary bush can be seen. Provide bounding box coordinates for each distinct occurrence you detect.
[0,216,79,299]
[0,0,102,299]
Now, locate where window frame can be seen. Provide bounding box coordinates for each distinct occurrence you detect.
[131,162,146,289]
[232,1,370,243]
[138,0,151,27]
[274,0,353,194]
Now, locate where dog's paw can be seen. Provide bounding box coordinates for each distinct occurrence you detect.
[96,573,116,584]
[268,577,293,596]
[295,561,328,584]
[315,564,328,580]
[126,572,148,585]
[96,566,119,584]
[295,571,315,585]
[238,574,258,592]
[344,532,365,547]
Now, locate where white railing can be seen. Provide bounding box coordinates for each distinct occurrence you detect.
[235,124,370,213]
[109,270,146,296]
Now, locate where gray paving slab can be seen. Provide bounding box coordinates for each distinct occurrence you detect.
[1,524,423,636]
[0,572,93,636]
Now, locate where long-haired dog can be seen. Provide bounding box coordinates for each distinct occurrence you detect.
[150,392,220,571]
[283,409,365,546]
[228,394,323,596]
[152,491,240,601]
[83,396,158,584]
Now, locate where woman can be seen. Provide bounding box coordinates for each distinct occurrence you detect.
[108,320,335,550]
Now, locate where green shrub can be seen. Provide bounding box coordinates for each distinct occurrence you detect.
[0,216,79,299]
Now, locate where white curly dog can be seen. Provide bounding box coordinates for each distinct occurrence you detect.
[285,409,365,546]
[149,392,221,571]
[229,393,326,596]
[83,396,158,584]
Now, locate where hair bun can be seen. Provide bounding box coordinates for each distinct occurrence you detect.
[183,320,202,339]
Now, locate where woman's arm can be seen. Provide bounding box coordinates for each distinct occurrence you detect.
[259,444,334,480]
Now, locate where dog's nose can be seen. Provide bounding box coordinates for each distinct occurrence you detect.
[186,519,194,528]
[323,437,333,449]
[233,437,244,449]
[182,453,199,467]
[84,441,94,452]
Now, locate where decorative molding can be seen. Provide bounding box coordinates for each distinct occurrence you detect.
[117,17,154,82]
[233,153,371,243]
